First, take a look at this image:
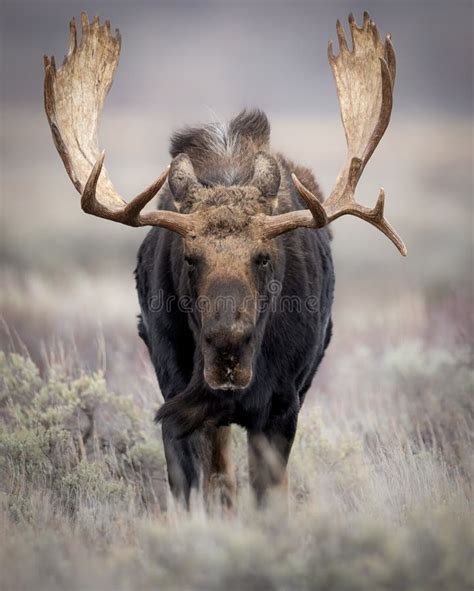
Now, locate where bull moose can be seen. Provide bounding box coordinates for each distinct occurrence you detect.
[44,12,406,508]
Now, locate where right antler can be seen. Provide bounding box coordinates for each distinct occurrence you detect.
[263,12,406,256]
[44,13,195,236]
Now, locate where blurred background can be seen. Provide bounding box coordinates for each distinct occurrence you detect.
[0,3,473,588]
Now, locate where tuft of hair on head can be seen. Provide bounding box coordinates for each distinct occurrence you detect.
[169,109,271,187]
[227,109,270,149]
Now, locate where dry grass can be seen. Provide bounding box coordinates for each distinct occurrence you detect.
[0,270,472,591]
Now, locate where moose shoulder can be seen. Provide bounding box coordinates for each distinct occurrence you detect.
[44,12,406,509]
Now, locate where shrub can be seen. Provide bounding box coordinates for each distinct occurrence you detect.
[0,352,165,518]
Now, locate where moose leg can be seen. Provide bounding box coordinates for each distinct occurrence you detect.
[162,423,235,510]
[207,426,236,512]
[162,424,200,508]
[247,411,297,507]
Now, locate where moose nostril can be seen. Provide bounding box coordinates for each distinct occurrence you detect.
[205,335,212,345]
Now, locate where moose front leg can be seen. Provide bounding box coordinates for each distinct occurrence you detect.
[207,426,236,513]
[162,422,204,508]
[247,409,298,507]
[162,423,236,511]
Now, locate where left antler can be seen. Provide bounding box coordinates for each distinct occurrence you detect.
[44,13,196,237]
[263,12,407,256]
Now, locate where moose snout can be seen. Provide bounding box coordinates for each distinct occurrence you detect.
[202,324,255,391]
[203,323,253,353]
[200,277,257,391]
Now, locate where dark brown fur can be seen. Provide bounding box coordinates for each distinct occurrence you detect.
[136,110,334,507]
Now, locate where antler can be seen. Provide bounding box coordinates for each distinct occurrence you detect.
[44,13,194,236]
[263,12,406,256]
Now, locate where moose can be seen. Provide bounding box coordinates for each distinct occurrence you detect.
[44,12,406,509]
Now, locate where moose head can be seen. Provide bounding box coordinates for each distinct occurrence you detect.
[167,150,282,390]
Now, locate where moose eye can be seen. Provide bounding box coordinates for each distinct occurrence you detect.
[255,254,271,268]
[184,255,198,268]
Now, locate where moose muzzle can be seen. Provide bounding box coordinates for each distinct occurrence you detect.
[201,279,256,391]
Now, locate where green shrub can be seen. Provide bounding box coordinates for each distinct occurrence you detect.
[0,352,165,517]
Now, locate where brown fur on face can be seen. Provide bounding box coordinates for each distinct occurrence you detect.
[184,184,278,256]
[181,185,280,391]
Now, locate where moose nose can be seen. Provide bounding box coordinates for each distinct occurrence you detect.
[203,324,253,357]
[202,323,255,391]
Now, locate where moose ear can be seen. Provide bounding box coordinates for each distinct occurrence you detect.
[168,153,201,210]
[251,151,281,198]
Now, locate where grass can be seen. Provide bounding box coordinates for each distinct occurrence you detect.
[0,270,472,591]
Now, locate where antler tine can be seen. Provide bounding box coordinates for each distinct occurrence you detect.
[44,13,195,237]
[335,19,349,54]
[265,13,406,256]
[291,174,328,227]
[80,151,167,222]
[81,153,194,235]
[123,167,172,220]
[327,187,407,256]
[67,17,77,57]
